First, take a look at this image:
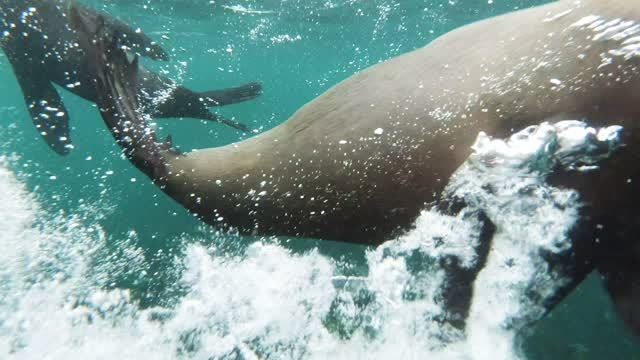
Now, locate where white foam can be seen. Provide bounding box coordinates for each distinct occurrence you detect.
[452,121,622,359]
[571,15,640,61]
[0,120,624,359]
[221,5,275,15]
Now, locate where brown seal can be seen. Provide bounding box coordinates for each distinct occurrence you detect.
[75,0,640,335]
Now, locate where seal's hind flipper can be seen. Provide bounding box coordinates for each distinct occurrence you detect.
[199,81,263,106]
[159,134,183,155]
[9,61,71,155]
[206,112,252,132]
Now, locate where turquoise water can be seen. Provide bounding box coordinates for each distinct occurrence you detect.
[1,0,639,358]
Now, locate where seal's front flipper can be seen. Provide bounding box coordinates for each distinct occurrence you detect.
[199,81,263,106]
[11,66,71,155]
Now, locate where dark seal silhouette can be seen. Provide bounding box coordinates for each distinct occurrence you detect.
[0,0,262,154]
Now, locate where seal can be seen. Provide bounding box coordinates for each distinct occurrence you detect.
[162,0,640,243]
[0,0,262,155]
[75,0,640,337]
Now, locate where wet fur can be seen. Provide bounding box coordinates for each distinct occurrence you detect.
[76,0,640,338]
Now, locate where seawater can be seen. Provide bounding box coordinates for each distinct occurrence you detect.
[0,0,639,359]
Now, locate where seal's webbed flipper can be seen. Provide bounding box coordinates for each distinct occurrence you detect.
[69,2,169,182]
[8,61,72,155]
[153,85,253,132]
[199,81,263,107]
[205,112,252,132]
[159,134,182,155]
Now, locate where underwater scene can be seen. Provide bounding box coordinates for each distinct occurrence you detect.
[1,0,640,358]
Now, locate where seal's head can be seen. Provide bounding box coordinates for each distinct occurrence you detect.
[68,1,168,61]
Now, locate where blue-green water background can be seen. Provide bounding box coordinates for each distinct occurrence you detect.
[0,0,639,358]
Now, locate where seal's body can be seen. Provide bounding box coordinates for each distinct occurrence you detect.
[75,0,640,335]
[165,0,640,243]
[163,0,640,334]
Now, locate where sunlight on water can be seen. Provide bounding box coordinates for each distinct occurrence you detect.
[0,120,623,359]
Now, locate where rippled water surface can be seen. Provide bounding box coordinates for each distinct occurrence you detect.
[1,0,639,359]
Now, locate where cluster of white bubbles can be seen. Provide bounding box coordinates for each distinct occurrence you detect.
[0,120,622,359]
